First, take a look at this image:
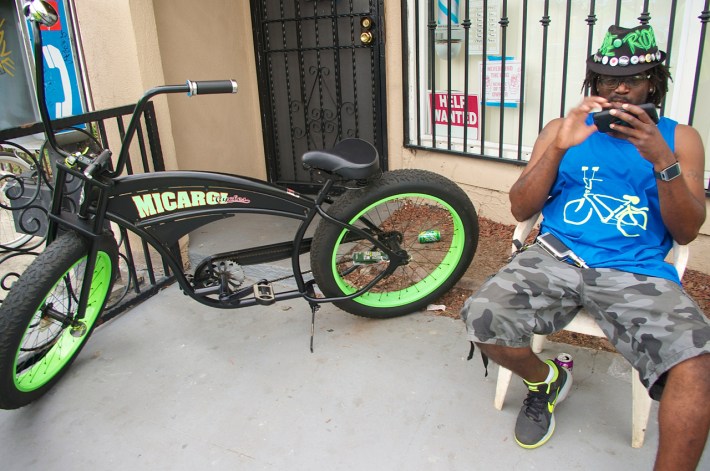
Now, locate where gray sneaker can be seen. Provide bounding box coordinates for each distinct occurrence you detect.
[514,359,572,449]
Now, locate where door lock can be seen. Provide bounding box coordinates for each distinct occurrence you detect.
[360,16,374,45]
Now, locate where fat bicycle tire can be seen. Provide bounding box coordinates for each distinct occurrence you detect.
[0,231,117,409]
[311,169,478,318]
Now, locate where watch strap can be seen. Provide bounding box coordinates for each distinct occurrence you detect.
[654,161,681,181]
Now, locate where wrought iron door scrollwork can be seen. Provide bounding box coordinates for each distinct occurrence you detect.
[290,66,357,146]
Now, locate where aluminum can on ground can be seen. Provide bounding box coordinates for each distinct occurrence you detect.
[352,251,388,264]
[553,352,573,372]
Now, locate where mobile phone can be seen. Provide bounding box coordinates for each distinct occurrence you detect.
[537,232,573,259]
[536,233,589,268]
[592,103,659,133]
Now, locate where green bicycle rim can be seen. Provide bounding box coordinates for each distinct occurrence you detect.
[13,252,112,392]
[331,193,465,308]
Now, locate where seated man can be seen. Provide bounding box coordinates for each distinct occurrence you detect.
[460,24,709,470]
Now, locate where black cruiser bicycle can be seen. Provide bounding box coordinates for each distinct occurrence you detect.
[0,1,478,409]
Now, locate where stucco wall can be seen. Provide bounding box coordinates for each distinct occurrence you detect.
[151,0,265,178]
[72,0,178,171]
[74,0,264,178]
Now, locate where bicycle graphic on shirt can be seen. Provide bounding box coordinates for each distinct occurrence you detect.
[563,166,648,237]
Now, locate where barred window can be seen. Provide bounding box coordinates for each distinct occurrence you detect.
[403,0,710,191]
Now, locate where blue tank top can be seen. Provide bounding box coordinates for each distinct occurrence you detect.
[540,114,680,284]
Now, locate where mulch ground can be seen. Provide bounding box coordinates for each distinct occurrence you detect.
[433,216,710,352]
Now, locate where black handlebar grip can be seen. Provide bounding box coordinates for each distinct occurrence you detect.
[186,80,238,96]
[84,149,113,179]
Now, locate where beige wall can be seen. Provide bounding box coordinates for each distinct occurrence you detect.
[72,0,177,172]
[152,0,265,178]
[73,0,264,178]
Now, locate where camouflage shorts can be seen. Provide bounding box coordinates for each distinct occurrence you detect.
[460,244,710,400]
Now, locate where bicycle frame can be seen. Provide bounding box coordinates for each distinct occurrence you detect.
[58,166,404,310]
[26,2,402,318]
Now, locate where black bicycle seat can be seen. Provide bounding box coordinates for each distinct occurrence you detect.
[302,138,380,180]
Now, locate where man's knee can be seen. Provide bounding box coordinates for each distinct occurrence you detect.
[659,354,710,400]
[669,354,710,385]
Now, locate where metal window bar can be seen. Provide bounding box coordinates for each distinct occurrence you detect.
[538,1,551,134]
[446,0,454,150]
[659,1,679,114]
[584,2,597,97]
[516,0,528,159]
[462,0,471,148]
[428,1,438,147]
[412,0,423,146]
[403,1,710,193]
[559,0,572,117]
[689,0,710,125]
[479,2,488,153]
[498,1,509,157]
[0,103,172,323]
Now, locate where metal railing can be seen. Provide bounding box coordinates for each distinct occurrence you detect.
[0,102,173,323]
[403,0,710,192]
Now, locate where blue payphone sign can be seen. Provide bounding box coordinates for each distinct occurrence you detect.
[27,0,85,121]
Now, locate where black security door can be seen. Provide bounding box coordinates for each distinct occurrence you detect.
[251,0,387,190]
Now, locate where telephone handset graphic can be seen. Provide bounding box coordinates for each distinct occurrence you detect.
[42,44,72,118]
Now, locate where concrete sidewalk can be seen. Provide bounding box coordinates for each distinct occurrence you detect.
[2,287,708,470]
[1,213,708,470]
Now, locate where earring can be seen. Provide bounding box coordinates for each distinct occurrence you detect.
[650,88,655,93]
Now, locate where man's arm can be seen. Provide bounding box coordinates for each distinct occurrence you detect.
[658,125,707,244]
[609,105,706,244]
[509,119,563,221]
[510,96,608,221]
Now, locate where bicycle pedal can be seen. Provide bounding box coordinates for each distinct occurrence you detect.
[254,281,275,305]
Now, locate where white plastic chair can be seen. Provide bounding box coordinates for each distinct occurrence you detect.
[493,213,689,448]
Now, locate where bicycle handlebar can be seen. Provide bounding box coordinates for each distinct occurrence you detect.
[110,81,238,177]
[186,80,238,96]
[83,149,113,179]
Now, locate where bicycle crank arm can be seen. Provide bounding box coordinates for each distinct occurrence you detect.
[213,282,302,307]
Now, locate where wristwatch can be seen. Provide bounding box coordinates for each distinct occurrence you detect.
[654,161,682,181]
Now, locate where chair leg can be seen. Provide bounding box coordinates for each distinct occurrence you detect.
[631,368,653,448]
[531,334,546,354]
[495,366,513,410]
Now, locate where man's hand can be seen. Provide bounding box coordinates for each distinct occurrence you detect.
[509,96,609,221]
[554,96,609,151]
[608,103,706,244]
[607,103,675,168]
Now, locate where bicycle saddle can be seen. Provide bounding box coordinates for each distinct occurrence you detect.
[302,138,380,180]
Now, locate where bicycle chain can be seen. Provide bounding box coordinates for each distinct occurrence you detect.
[192,254,312,286]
